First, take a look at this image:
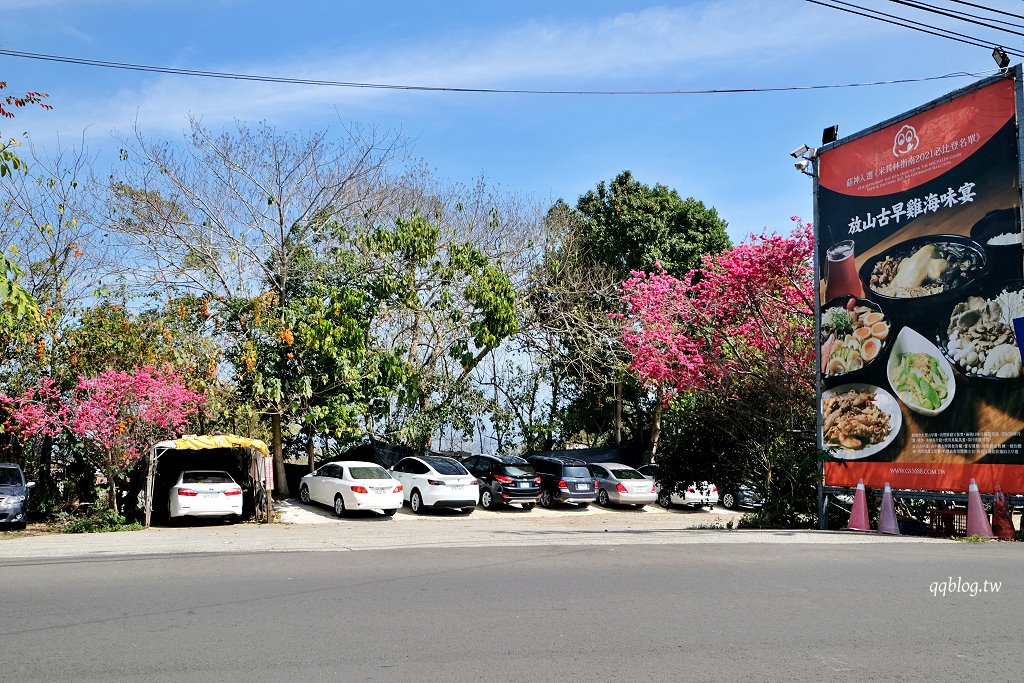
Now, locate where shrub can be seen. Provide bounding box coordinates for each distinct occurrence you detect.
[62,509,143,534]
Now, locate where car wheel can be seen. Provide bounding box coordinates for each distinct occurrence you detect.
[334,494,346,517]
[480,489,495,510]
[597,489,610,506]
[382,509,396,517]
[410,490,424,514]
[539,490,553,508]
[657,491,672,509]
[521,503,535,511]
[299,485,311,504]
[722,492,736,509]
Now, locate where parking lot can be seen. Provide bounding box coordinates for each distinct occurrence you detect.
[275,496,745,527]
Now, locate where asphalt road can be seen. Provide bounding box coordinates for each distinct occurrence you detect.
[2,541,1022,682]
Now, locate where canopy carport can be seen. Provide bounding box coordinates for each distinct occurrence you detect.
[139,435,273,527]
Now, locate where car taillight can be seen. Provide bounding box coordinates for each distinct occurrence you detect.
[470,479,481,485]
[427,479,445,486]
[494,474,513,484]
[351,485,369,494]
[176,488,198,497]
[557,479,568,490]
[534,476,541,484]
[711,485,718,493]
[615,483,627,493]
[224,487,242,496]
[687,485,695,493]
[393,485,403,493]
[652,483,658,492]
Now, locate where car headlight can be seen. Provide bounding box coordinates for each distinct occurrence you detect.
[1,494,26,506]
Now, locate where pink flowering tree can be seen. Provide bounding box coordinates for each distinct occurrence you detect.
[1,376,72,440]
[618,218,815,457]
[71,365,205,510]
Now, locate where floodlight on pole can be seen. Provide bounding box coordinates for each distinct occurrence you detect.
[993,47,1010,73]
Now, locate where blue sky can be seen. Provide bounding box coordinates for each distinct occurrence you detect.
[2,0,1019,244]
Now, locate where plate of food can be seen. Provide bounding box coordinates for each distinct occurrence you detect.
[820,296,891,382]
[858,234,987,327]
[821,383,902,459]
[886,326,956,416]
[937,280,1024,382]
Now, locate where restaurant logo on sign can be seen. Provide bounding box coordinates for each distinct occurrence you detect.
[893,124,919,157]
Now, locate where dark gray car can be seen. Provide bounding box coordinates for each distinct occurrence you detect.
[0,463,35,530]
[526,455,596,507]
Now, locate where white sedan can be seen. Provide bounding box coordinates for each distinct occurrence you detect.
[637,464,719,510]
[298,461,403,517]
[169,470,244,522]
[388,455,479,514]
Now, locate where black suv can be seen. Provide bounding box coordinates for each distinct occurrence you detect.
[461,454,541,510]
[0,463,35,530]
[526,455,597,507]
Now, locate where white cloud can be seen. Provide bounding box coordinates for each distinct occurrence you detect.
[24,1,884,146]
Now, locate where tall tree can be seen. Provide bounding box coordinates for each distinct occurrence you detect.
[107,118,405,495]
[525,172,731,452]
[617,220,817,521]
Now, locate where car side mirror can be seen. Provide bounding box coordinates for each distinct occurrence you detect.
[27,481,36,489]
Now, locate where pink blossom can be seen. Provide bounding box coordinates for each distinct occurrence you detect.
[618,221,815,402]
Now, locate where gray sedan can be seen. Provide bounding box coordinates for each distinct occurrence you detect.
[589,462,658,508]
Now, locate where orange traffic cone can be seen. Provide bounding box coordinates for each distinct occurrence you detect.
[846,479,871,532]
[878,482,900,535]
[966,479,994,539]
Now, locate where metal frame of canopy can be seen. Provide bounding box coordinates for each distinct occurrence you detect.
[143,435,273,527]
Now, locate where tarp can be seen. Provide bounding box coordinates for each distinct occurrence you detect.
[171,434,270,457]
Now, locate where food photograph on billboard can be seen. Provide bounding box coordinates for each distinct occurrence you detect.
[815,70,1024,494]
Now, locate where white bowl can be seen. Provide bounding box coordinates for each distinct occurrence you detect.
[886,326,956,416]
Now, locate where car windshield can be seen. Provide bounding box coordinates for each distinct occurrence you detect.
[424,457,468,475]
[563,466,591,478]
[0,467,23,486]
[349,466,391,480]
[182,471,234,484]
[611,468,646,480]
[500,464,535,477]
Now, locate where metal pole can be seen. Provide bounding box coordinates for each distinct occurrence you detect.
[144,446,156,528]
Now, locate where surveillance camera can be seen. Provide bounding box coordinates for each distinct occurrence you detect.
[790,144,810,158]
[794,159,812,171]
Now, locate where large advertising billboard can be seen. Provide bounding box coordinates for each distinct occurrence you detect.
[815,70,1024,493]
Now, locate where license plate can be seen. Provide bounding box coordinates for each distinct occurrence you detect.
[451,485,464,491]
[372,487,388,494]
[519,482,530,488]
[576,484,589,491]
[202,493,219,499]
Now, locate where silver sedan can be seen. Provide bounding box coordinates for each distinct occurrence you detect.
[589,462,658,508]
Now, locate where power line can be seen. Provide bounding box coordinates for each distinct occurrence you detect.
[884,0,1024,36]
[0,47,1000,96]
[948,0,1024,22]
[807,0,1024,56]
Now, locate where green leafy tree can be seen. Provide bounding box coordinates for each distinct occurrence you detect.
[360,213,519,449]
[107,118,405,495]
[526,172,730,452]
